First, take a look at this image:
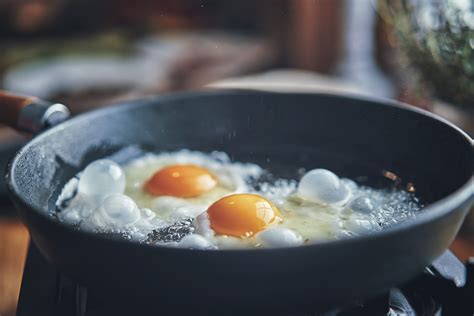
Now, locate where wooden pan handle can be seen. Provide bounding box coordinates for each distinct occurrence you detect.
[0,91,37,128]
[0,90,70,134]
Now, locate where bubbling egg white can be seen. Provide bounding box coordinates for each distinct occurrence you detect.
[56,150,423,249]
[57,150,262,242]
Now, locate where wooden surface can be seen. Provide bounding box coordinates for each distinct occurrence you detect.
[0,218,472,316]
[0,219,29,316]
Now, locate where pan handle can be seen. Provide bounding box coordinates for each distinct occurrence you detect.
[0,90,70,134]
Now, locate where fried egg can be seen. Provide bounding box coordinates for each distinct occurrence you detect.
[56,150,423,249]
[122,150,261,220]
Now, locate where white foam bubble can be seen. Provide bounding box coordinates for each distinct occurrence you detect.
[348,196,375,214]
[297,169,351,206]
[97,194,141,226]
[78,159,125,198]
[256,227,303,248]
[176,234,217,249]
[193,212,214,238]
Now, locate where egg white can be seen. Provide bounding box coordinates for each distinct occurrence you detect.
[56,150,422,249]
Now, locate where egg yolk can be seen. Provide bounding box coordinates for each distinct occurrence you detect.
[145,164,217,198]
[207,194,281,238]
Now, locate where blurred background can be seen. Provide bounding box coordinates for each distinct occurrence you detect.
[0,1,472,315]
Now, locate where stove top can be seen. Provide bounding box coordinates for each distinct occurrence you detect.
[17,243,473,316]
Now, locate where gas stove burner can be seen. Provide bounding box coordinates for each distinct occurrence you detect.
[17,244,473,316]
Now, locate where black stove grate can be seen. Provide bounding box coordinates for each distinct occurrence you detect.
[17,243,473,316]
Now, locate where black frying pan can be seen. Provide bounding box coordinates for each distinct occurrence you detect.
[1,90,473,315]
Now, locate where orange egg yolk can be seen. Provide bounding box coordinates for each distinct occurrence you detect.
[207,194,281,238]
[145,164,217,198]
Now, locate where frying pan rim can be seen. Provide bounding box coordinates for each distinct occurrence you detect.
[6,89,474,253]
